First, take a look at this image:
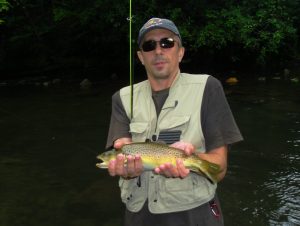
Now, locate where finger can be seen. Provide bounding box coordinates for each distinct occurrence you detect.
[167,163,180,177]
[160,163,175,178]
[108,159,116,176]
[170,141,184,149]
[176,159,190,178]
[114,140,123,149]
[126,155,135,177]
[115,154,126,176]
[170,142,195,155]
[114,138,132,149]
[154,167,161,174]
[134,155,143,175]
[157,164,168,177]
[184,144,195,155]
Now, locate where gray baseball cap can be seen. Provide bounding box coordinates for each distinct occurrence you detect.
[138,18,182,46]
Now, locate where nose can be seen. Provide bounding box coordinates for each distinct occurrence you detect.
[154,42,163,54]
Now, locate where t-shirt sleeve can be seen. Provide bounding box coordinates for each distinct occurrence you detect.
[105,91,131,149]
[201,76,243,151]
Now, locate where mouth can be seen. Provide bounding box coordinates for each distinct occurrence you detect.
[96,162,108,168]
[153,61,166,69]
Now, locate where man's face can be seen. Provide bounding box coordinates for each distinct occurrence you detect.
[137,29,184,81]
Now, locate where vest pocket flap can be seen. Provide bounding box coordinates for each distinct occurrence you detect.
[160,116,190,129]
[129,122,148,134]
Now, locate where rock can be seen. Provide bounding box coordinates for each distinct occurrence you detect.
[80,78,92,89]
[43,81,50,87]
[225,77,238,85]
[271,76,281,80]
[18,80,26,85]
[290,77,299,83]
[52,78,61,85]
[283,68,290,80]
[0,82,8,87]
[110,73,118,80]
[258,77,266,82]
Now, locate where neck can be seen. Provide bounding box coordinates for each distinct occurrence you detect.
[148,70,179,91]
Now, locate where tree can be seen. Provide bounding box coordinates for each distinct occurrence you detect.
[0,0,299,79]
[0,0,10,24]
[179,0,298,74]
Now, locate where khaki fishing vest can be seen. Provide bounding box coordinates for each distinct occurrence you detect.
[119,72,217,214]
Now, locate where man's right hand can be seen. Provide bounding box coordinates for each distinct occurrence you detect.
[108,138,143,179]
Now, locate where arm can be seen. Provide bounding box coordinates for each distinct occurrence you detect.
[106,92,143,178]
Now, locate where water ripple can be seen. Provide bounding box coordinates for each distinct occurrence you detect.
[263,170,300,226]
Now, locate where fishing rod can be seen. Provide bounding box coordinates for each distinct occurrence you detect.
[129,0,134,119]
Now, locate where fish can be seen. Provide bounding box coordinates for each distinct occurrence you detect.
[96,142,221,183]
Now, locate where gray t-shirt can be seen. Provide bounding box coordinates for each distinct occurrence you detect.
[106,75,243,151]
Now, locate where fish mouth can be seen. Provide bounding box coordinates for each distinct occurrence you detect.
[96,162,108,168]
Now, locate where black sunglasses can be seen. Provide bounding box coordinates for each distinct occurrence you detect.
[141,37,176,52]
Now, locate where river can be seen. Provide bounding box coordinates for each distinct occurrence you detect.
[0,78,299,226]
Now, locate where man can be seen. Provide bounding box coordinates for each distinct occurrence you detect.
[105,17,243,226]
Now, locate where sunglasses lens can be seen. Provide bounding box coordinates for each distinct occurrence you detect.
[141,38,175,52]
[161,38,175,48]
[142,40,157,52]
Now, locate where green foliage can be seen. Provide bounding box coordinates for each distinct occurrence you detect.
[191,0,297,65]
[0,0,10,24]
[0,0,300,79]
[0,0,9,11]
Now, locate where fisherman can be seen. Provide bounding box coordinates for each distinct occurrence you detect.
[105,17,243,226]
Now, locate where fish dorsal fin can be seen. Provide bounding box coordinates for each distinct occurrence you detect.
[155,140,167,145]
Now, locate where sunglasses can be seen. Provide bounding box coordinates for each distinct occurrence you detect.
[141,37,176,52]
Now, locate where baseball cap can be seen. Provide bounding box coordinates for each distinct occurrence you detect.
[138,18,182,46]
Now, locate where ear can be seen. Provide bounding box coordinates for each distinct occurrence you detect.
[178,47,185,63]
[137,51,144,65]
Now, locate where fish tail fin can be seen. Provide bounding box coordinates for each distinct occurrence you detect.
[188,160,221,184]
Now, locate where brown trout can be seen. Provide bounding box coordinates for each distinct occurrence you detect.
[96,142,221,183]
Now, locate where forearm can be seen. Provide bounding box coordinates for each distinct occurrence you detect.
[198,145,228,182]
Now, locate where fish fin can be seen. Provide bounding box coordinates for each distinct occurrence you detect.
[155,140,167,145]
[188,161,219,184]
[189,167,216,184]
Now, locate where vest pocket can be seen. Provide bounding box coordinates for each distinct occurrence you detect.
[164,177,192,191]
[119,176,148,212]
[159,115,190,132]
[157,174,214,207]
[119,178,141,203]
[129,122,149,142]
[119,178,134,203]
[157,175,195,206]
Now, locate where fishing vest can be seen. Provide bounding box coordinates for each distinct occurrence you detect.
[119,72,217,214]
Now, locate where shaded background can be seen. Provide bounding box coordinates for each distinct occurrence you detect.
[0,1,300,226]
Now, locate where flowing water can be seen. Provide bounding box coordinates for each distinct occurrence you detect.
[0,79,299,226]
